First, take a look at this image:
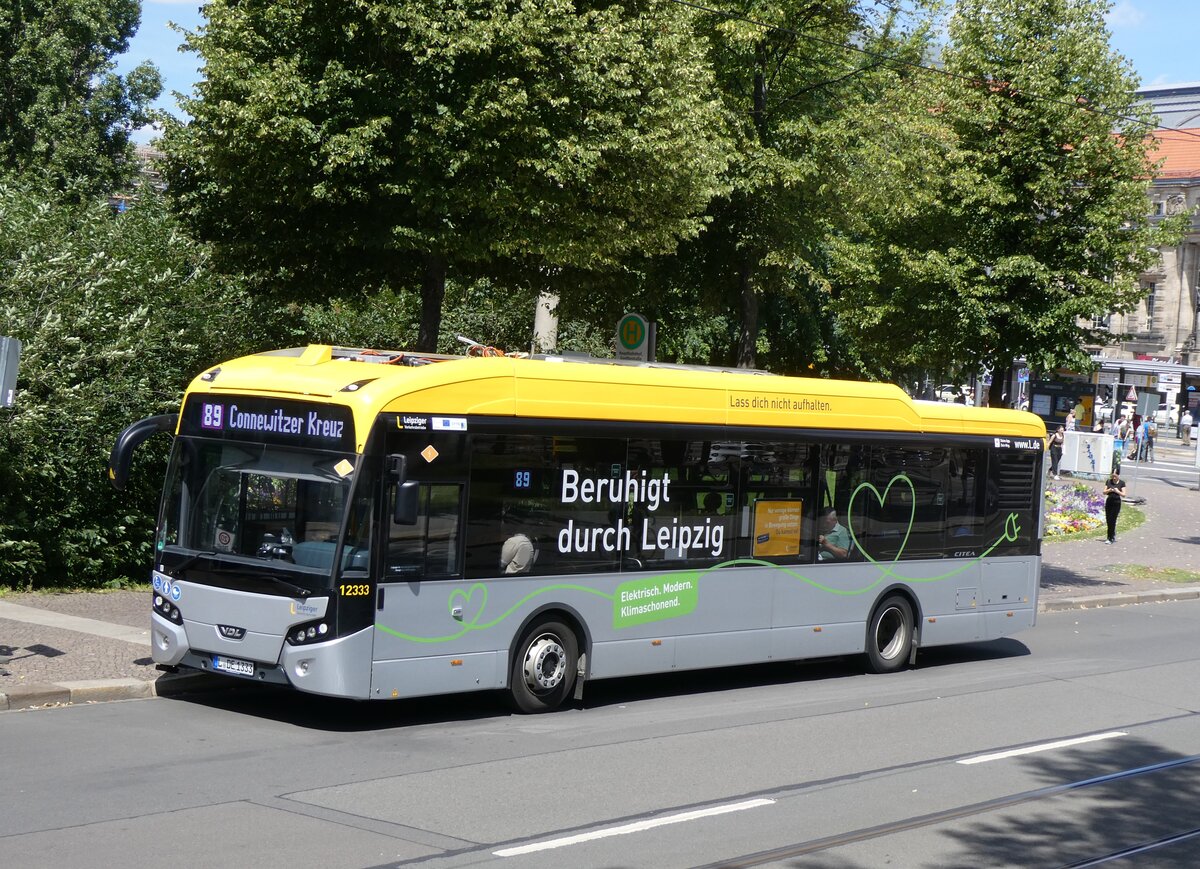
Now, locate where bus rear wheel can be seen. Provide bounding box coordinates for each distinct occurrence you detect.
[866,595,914,674]
[508,620,578,713]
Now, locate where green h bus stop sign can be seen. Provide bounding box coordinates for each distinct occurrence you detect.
[616,313,651,362]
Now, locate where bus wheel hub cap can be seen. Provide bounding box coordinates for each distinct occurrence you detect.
[524,636,566,690]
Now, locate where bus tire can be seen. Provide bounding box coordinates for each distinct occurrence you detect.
[508,620,578,713]
[866,594,914,674]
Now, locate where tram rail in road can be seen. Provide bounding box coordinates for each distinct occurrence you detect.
[688,753,1200,868]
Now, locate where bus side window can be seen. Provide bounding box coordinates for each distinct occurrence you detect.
[464,433,559,579]
[385,483,462,579]
[849,446,949,562]
[718,440,817,563]
[946,448,987,551]
[627,439,734,568]
[819,443,867,563]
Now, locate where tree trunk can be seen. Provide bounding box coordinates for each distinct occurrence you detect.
[532,292,559,354]
[736,257,758,369]
[417,253,447,352]
[987,359,1010,408]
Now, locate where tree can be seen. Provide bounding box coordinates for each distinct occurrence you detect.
[0,0,162,195]
[645,1,936,371]
[0,179,277,587]
[163,0,731,351]
[834,0,1183,404]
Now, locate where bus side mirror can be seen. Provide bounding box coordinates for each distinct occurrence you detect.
[394,481,420,525]
[108,414,176,490]
[388,454,408,481]
[388,454,418,524]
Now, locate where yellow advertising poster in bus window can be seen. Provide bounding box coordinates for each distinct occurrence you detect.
[752,500,803,556]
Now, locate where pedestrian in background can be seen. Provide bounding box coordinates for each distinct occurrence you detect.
[1138,418,1155,462]
[1065,409,1077,431]
[1048,425,1065,480]
[1102,470,1126,544]
[1185,409,1195,446]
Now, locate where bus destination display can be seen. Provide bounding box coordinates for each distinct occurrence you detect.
[180,395,355,451]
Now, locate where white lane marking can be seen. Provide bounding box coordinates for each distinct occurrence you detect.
[957,731,1127,765]
[493,798,776,857]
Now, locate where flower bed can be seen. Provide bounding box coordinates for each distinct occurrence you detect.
[1044,482,1105,537]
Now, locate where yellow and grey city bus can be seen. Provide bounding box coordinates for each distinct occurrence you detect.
[109,345,1046,712]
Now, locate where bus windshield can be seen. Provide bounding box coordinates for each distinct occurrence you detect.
[157,437,363,591]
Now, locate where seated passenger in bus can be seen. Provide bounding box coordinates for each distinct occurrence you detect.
[500,531,538,574]
[817,508,851,561]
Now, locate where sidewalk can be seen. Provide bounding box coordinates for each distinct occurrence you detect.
[1040,434,1200,609]
[3,448,1198,712]
[0,591,225,711]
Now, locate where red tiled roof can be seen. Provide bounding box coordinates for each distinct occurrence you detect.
[1151,128,1200,177]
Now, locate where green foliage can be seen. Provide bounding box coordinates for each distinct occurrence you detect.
[296,279,611,357]
[0,177,272,587]
[641,1,939,371]
[833,0,1182,397]
[0,0,162,195]
[162,0,732,347]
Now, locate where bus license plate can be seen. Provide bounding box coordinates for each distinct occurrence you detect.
[212,655,255,677]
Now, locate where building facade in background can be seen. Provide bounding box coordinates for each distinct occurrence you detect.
[1096,83,1200,364]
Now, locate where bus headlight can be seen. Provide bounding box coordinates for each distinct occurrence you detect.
[153,593,183,625]
[285,619,330,646]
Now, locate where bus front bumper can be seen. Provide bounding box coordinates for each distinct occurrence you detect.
[151,612,373,699]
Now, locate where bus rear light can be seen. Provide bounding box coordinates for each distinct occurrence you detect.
[451,659,463,666]
[286,619,330,646]
[153,594,183,625]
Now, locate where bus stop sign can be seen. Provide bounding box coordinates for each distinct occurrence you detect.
[616,313,650,362]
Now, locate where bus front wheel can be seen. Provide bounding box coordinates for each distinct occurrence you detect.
[508,620,579,713]
[866,595,914,674]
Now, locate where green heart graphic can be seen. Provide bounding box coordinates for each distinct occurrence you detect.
[448,583,488,626]
[846,474,916,566]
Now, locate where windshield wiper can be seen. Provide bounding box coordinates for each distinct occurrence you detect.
[168,550,220,578]
[213,568,313,599]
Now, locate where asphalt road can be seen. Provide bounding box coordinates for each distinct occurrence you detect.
[3,597,1200,868]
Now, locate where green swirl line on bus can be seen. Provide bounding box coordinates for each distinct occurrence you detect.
[842,474,1022,585]
[375,472,1021,643]
[712,512,1019,597]
[375,583,615,644]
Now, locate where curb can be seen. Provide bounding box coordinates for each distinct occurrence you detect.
[1038,588,1200,613]
[0,670,240,712]
[6,590,1200,711]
